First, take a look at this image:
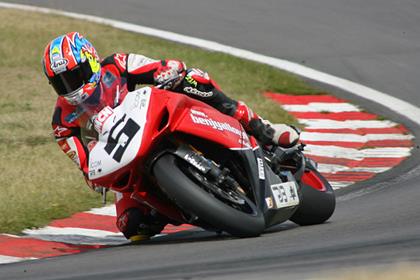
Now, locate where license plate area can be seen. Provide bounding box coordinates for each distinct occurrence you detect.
[268,181,300,209]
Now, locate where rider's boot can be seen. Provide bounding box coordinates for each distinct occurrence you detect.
[117,208,167,243]
[231,101,299,148]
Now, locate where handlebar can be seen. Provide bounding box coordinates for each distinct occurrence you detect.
[264,143,307,180]
[155,74,184,90]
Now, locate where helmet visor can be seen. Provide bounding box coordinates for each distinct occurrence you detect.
[49,60,93,96]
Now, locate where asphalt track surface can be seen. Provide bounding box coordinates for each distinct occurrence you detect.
[2,1,420,279]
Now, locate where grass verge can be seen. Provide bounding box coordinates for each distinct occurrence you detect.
[321,263,420,280]
[0,8,319,234]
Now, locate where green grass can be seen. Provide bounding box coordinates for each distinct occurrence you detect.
[0,8,319,234]
[321,263,420,280]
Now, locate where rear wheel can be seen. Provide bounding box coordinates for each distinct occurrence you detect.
[153,154,265,237]
[289,163,335,225]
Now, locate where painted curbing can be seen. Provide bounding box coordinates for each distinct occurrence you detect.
[265,92,413,189]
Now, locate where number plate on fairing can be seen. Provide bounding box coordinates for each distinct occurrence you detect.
[88,87,152,180]
[268,182,300,209]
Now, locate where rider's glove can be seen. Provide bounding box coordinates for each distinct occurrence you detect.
[265,121,300,148]
[153,60,186,90]
[249,119,300,148]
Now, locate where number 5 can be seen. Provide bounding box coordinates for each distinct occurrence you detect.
[104,114,140,162]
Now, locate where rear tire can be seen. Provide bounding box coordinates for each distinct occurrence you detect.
[153,154,265,237]
[289,164,335,226]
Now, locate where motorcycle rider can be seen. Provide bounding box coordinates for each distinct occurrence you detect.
[43,32,299,241]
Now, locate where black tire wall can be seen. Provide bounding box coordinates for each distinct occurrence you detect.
[153,154,265,237]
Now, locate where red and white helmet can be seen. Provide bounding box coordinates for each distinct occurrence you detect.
[42,32,101,105]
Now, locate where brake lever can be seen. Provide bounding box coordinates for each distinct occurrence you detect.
[155,74,184,90]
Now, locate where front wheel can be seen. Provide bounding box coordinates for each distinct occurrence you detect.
[289,163,336,225]
[153,154,265,237]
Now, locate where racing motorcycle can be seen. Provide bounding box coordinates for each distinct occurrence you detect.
[83,83,335,237]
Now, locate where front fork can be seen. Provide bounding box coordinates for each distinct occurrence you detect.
[169,144,241,191]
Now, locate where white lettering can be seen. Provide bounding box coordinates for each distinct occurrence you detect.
[190,109,207,117]
[184,86,213,97]
[94,106,114,133]
[257,158,265,180]
[190,113,242,137]
[51,57,68,74]
[97,106,114,122]
[184,154,206,172]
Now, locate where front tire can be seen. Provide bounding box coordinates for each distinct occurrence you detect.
[153,154,265,237]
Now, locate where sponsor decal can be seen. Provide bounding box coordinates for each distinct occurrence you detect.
[53,125,71,138]
[185,75,198,87]
[183,154,207,172]
[65,111,80,123]
[89,158,103,175]
[257,158,265,180]
[184,86,213,97]
[89,170,96,177]
[102,71,116,88]
[90,160,102,169]
[59,141,70,153]
[131,92,141,109]
[131,91,148,110]
[94,106,114,133]
[66,150,77,162]
[50,52,68,74]
[190,110,241,136]
[265,197,274,209]
[189,109,251,148]
[190,109,207,117]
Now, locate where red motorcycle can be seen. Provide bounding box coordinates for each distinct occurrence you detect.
[85,85,335,237]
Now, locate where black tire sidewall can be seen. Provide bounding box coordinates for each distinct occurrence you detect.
[153,154,265,237]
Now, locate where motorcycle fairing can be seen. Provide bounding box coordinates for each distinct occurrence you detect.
[169,100,252,150]
[88,87,152,180]
[87,86,250,185]
[222,147,300,227]
[262,165,300,227]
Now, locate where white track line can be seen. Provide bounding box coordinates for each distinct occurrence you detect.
[86,205,116,216]
[0,2,419,126]
[329,182,354,189]
[0,255,37,264]
[299,119,400,129]
[304,145,412,160]
[23,226,122,238]
[282,103,360,112]
[317,164,391,174]
[300,132,413,142]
